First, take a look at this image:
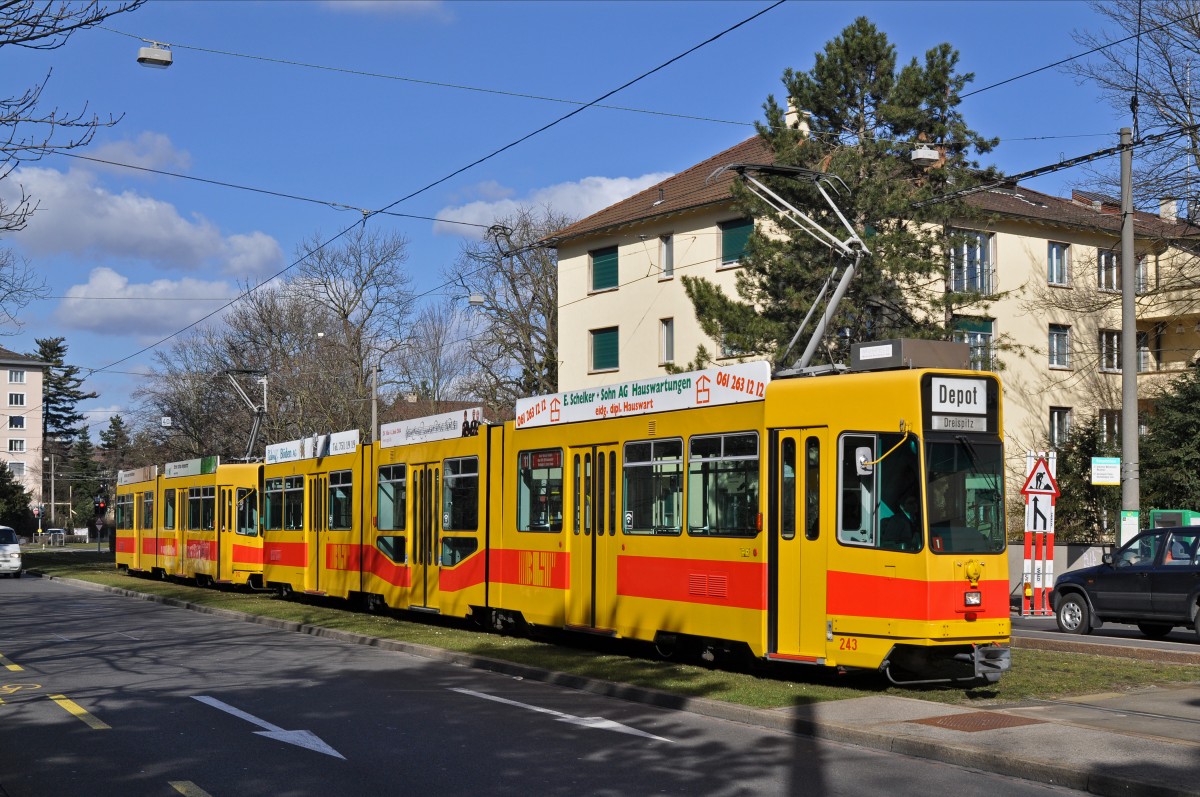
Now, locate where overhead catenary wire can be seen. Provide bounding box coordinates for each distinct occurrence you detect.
[85,1,788,378]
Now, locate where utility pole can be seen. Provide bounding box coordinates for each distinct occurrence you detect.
[1120,127,1140,544]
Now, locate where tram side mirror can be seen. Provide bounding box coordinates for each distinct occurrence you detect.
[855,447,874,476]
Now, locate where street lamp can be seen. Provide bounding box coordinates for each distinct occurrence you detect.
[42,453,54,528]
[137,41,173,68]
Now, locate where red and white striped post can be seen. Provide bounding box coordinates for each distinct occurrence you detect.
[1021,451,1059,617]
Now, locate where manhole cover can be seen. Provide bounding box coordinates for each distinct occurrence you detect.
[910,712,1046,732]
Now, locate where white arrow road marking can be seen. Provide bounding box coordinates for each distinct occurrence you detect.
[450,687,674,743]
[193,695,345,759]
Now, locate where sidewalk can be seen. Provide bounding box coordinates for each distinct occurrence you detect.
[44,574,1200,797]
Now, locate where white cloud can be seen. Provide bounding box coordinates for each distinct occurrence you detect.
[433,172,673,238]
[55,267,241,337]
[319,0,451,19]
[87,132,192,174]
[2,166,283,277]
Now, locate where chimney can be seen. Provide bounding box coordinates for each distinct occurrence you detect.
[784,98,811,137]
[1160,198,1178,222]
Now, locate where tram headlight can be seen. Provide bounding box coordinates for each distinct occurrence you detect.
[964,591,982,607]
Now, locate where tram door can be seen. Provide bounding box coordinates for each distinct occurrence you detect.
[306,474,326,593]
[770,428,828,658]
[217,485,237,582]
[411,463,441,609]
[568,444,619,630]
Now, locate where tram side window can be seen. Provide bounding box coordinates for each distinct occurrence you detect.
[141,490,155,530]
[188,486,216,531]
[518,449,563,532]
[443,456,479,530]
[623,439,683,536]
[377,464,407,531]
[283,476,304,530]
[264,478,284,531]
[377,535,406,564]
[328,470,353,530]
[116,494,134,530]
[805,437,820,541]
[687,432,759,538]
[441,537,478,566]
[838,432,918,550]
[236,488,258,536]
[163,489,176,531]
[781,439,796,540]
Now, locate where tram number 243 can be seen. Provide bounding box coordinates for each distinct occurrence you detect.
[838,637,859,651]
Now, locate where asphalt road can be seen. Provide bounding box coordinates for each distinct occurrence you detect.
[0,576,1084,797]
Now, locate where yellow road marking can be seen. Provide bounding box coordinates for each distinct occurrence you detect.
[0,654,23,671]
[169,782,213,797]
[47,694,110,729]
[0,683,41,695]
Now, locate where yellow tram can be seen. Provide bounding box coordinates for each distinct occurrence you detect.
[115,340,1009,683]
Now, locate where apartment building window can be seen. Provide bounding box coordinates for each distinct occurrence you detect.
[590,326,619,372]
[1097,249,1147,293]
[1049,324,1070,368]
[6,462,23,477]
[7,416,22,430]
[1099,329,1120,371]
[659,318,674,365]
[1100,409,1119,444]
[7,393,23,408]
[590,246,618,292]
[1049,407,1072,448]
[8,370,24,384]
[1048,242,1070,286]
[8,439,23,453]
[719,218,752,267]
[1137,330,1152,372]
[659,235,674,279]
[952,317,993,371]
[948,229,994,294]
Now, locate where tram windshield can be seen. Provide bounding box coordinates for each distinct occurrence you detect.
[925,437,1005,554]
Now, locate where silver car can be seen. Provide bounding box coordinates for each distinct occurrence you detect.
[0,526,22,577]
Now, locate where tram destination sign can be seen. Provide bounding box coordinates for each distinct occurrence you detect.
[515,360,771,430]
[925,375,993,433]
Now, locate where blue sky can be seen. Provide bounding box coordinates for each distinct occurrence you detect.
[0,0,1128,436]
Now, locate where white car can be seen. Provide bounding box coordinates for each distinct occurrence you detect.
[0,526,21,578]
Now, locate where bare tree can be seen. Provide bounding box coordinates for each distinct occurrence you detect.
[3,1,146,232]
[399,298,476,412]
[132,228,418,459]
[1,1,145,326]
[1070,1,1200,217]
[293,226,416,405]
[447,206,569,417]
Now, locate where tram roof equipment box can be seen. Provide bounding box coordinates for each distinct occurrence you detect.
[850,339,970,372]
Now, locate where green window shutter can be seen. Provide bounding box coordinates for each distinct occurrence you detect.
[720,219,752,265]
[591,327,619,371]
[591,246,618,290]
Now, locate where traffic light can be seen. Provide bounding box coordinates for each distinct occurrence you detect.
[94,496,107,517]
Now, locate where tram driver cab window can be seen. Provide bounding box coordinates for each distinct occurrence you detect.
[838,433,921,551]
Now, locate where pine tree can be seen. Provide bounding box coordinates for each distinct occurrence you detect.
[1051,415,1121,543]
[35,337,98,451]
[66,433,106,535]
[0,460,34,536]
[1139,368,1200,512]
[98,414,133,475]
[682,17,1000,368]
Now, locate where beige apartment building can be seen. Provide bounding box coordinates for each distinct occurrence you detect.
[0,346,48,503]
[552,135,1197,515]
